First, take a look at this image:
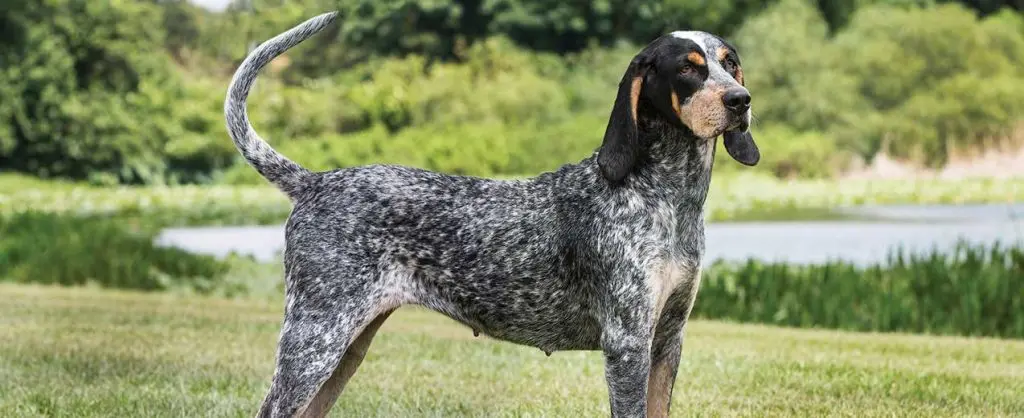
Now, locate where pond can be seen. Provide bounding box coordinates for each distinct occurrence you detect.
[155,203,1024,266]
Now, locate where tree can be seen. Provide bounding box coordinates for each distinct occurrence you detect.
[0,0,185,184]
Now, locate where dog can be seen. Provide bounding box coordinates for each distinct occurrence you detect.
[224,11,759,418]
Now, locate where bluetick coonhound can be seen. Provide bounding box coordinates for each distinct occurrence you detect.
[224,11,759,418]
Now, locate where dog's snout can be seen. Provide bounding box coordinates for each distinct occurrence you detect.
[722,88,751,114]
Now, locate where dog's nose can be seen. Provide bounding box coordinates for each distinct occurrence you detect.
[722,88,751,114]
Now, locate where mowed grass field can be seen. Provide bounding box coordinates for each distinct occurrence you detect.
[2,284,1023,417]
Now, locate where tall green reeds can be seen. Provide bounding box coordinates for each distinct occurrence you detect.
[695,241,1024,339]
[0,212,231,292]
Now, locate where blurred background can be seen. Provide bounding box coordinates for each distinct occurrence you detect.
[1,0,1023,416]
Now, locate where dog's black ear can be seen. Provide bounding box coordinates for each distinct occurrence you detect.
[598,55,650,184]
[723,130,760,166]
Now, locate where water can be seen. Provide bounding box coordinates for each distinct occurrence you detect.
[155,204,1024,266]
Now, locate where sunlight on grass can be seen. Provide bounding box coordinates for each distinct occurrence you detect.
[1,283,1022,417]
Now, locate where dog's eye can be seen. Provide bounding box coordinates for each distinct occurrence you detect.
[724,59,737,72]
[680,64,695,75]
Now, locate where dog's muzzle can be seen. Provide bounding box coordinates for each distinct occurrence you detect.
[722,87,751,114]
[722,87,751,131]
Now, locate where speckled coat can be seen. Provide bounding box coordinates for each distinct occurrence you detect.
[224,11,760,418]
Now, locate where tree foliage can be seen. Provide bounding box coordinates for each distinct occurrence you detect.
[1,0,1022,183]
[0,0,182,184]
[733,0,1024,171]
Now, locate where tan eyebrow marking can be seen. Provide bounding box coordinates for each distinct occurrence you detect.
[716,46,730,62]
[719,45,742,83]
[686,51,705,67]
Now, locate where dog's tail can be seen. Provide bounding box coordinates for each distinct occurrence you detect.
[224,11,338,198]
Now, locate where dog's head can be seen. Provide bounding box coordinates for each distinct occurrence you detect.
[597,31,759,183]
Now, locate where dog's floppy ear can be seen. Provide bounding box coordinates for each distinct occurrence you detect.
[723,130,760,166]
[598,54,650,184]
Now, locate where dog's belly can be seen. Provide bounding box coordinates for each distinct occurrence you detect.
[444,302,604,352]
[413,273,604,352]
[476,298,604,352]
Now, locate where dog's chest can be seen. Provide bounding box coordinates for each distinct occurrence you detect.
[645,203,704,321]
[647,256,699,323]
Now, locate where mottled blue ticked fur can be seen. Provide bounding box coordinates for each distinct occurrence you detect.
[225,11,759,418]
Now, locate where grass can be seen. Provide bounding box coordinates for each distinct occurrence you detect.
[2,283,1023,417]
[2,172,1023,227]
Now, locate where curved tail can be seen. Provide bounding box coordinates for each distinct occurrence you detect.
[224,11,338,198]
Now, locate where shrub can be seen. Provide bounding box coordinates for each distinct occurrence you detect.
[345,37,572,132]
[6,1,1024,186]
[162,76,241,184]
[731,0,867,135]
[695,241,1024,339]
[714,125,852,179]
[560,42,640,117]
[830,3,1024,163]
[0,1,188,185]
[732,0,1024,166]
[220,115,607,180]
[0,212,231,292]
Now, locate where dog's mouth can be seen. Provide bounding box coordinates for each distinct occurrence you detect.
[705,119,748,141]
[726,114,750,133]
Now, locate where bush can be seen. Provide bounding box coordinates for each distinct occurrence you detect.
[714,125,852,179]
[5,1,1024,185]
[172,2,1024,182]
[560,42,640,117]
[879,74,1024,165]
[732,0,1024,166]
[830,3,1024,163]
[220,115,606,180]
[0,1,189,185]
[344,37,572,132]
[162,76,241,184]
[731,0,868,135]
[695,241,1024,339]
[0,212,232,292]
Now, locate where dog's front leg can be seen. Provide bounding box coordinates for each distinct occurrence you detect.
[647,284,701,417]
[646,326,683,418]
[601,309,654,418]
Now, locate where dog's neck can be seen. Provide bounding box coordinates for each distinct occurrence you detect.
[534,116,717,215]
[628,116,717,212]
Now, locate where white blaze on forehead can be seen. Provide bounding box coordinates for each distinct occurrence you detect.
[669,31,713,53]
[670,30,734,84]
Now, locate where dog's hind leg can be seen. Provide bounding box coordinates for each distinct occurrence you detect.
[255,269,393,418]
[301,309,394,417]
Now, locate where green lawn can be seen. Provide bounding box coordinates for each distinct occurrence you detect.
[1,284,1022,417]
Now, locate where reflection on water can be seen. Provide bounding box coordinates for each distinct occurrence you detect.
[155,204,1024,266]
